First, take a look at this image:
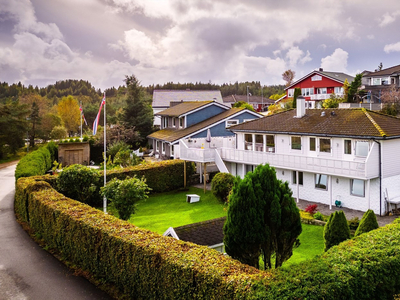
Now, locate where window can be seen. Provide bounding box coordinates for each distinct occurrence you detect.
[226,119,238,127]
[310,137,316,151]
[172,118,176,127]
[291,136,301,150]
[288,89,294,97]
[351,179,365,197]
[317,88,327,94]
[155,141,159,151]
[162,142,165,154]
[163,117,168,128]
[255,134,263,152]
[311,75,322,81]
[319,138,331,153]
[301,88,314,96]
[355,141,369,157]
[266,135,275,152]
[344,140,352,154]
[334,87,344,94]
[245,134,253,150]
[372,78,381,85]
[292,171,303,185]
[179,117,184,127]
[315,174,328,190]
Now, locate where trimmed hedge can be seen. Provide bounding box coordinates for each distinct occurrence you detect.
[101,159,195,194]
[15,176,400,299]
[15,142,58,181]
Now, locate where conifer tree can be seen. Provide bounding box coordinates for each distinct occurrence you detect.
[323,211,350,251]
[354,209,379,237]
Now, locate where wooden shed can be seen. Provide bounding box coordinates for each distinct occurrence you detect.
[58,142,90,166]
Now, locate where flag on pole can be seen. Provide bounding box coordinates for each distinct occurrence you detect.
[79,105,88,126]
[93,94,106,135]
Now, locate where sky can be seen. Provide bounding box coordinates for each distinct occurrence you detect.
[1,0,400,91]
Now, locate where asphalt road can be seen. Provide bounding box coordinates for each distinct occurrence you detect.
[0,164,113,300]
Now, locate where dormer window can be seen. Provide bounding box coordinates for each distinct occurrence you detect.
[179,117,184,128]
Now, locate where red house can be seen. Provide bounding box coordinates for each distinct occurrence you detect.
[282,68,354,108]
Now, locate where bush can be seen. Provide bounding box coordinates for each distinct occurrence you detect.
[101,176,150,220]
[50,126,68,140]
[348,217,360,230]
[323,210,350,251]
[211,172,235,203]
[313,211,324,221]
[354,209,379,237]
[305,204,318,215]
[15,143,57,180]
[107,141,131,160]
[56,164,100,206]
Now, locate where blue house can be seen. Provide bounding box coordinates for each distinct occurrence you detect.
[147,101,262,161]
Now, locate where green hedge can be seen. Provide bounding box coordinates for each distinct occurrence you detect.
[15,142,58,181]
[15,177,267,299]
[100,160,195,194]
[15,176,400,299]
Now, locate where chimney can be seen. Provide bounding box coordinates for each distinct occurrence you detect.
[319,68,323,72]
[296,96,306,118]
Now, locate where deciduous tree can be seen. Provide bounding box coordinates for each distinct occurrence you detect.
[282,70,295,87]
[57,95,80,136]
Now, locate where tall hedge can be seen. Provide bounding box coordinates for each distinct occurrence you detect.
[15,177,400,299]
[354,209,379,237]
[15,141,58,181]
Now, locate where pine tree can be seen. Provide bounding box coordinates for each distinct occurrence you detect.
[323,211,350,251]
[354,209,379,237]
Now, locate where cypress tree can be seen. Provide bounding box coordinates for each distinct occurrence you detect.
[292,87,301,108]
[323,211,350,252]
[354,209,379,237]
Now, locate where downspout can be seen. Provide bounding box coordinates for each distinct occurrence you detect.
[373,139,382,216]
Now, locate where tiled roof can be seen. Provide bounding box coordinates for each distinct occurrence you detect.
[173,217,226,246]
[148,108,253,142]
[222,95,275,104]
[152,90,223,108]
[364,64,400,77]
[229,108,400,139]
[156,101,220,117]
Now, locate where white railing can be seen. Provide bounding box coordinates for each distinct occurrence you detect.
[179,140,216,163]
[220,148,379,179]
[309,94,331,100]
[214,149,229,173]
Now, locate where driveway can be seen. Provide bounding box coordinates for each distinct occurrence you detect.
[0,164,113,300]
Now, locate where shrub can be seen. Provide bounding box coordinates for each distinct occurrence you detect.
[50,126,68,140]
[354,209,379,237]
[313,211,324,221]
[305,204,318,215]
[107,141,131,160]
[348,217,360,230]
[101,176,150,220]
[211,172,235,203]
[56,164,100,206]
[113,150,141,168]
[323,210,350,251]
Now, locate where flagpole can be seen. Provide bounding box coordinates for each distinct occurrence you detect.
[80,101,82,139]
[103,92,107,213]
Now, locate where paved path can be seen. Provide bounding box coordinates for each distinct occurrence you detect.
[0,164,113,300]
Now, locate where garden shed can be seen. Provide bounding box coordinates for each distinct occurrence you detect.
[58,142,90,166]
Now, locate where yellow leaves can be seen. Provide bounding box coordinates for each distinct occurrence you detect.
[57,95,80,133]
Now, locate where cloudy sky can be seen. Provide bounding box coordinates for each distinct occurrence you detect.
[1,0,400,90]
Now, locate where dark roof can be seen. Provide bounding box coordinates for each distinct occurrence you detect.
[173,217,226,246]
[223,95,275,105]
[363,64,400,77]
[285,70,355,90]
[229,108,400,139]
[148,108,261,142]
[156,101,219,117]
[152,90,223,108]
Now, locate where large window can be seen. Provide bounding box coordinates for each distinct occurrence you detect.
[315,174,328,190]
[255,135,263,151]
[351,179,365,197]
[310,137,316,151]
[344,140,352,154]
[291,136,301,150]
[334,87,344,94]
[301,88,314,96]
[317,88,327,94]
[319,138,331,153]
[266,135,275,152]
[292,171,303,185]
[245,134,253,150]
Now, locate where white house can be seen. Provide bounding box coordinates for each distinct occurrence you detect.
[179,97,400,216]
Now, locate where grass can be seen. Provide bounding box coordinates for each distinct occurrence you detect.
[130,187,227,234]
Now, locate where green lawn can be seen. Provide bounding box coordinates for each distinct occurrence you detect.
[130,187,227,234]
[125,187,324,266]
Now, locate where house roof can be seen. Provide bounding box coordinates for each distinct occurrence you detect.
[363,64,400,77]
[229,108,400,139]
[164,217,226,247]
[148,108,261,143]
[152,90,223,108]
[223,95,275,105]
[285,69,355,90]
[156,101,227,117]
